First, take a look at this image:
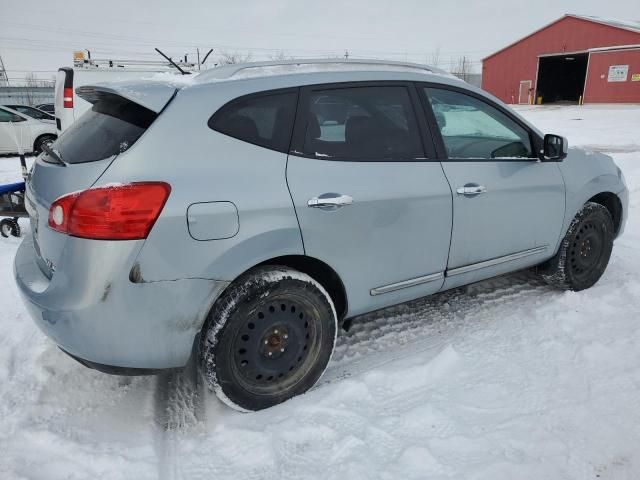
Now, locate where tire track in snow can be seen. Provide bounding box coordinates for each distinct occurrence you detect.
[318,270,551,388]
[153,354,204,480]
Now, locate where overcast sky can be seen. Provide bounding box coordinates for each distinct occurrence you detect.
[0,0,638,82]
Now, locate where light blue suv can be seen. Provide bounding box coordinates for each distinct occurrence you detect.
[14,60,628,411]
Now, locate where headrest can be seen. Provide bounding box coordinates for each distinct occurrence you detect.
[226,115,259,143]
[345,116,378,145]
[306,114,321,140]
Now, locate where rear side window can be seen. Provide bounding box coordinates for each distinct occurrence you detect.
[301,86,424,160]
[209,91,297,153]
[46,93,156,164]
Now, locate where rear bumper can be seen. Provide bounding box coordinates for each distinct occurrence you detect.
[14,235,228,370]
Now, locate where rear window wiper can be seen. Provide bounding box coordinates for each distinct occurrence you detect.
[42,144,67,167]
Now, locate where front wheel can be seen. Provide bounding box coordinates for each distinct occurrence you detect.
[540,202,614,291]
[200,266,337,411]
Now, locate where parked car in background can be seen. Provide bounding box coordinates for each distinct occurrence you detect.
[34,103,55,115]
[15,59,628,412]
[0,106,57,154]
[4,104,55,123]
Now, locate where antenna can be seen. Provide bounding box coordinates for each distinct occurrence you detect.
[155,48,190,75]
[201,49,214,65]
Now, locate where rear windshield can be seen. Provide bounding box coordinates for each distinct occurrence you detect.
[45,93,156,164]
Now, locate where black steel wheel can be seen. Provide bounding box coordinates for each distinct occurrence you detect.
[200,266,337,411]
[540,202,614,291]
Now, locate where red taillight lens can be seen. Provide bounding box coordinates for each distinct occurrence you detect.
[63,87,73,108]
[48,182,171,240]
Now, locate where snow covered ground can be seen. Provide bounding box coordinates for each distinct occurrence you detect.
[0,104,639,480]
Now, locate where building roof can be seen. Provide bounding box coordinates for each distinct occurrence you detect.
[568,14,640,34]
[483,14,640,61]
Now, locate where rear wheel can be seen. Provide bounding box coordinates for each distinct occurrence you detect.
[34,135,56,154]
[200,266,337,411]
[540,202,614,291]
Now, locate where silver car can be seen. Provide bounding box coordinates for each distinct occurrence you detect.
[14,60,628,411]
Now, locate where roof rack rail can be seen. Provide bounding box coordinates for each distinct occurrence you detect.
[197,58,448,81]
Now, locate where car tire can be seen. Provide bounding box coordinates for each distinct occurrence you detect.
[1,219,20,238]
[540,202,614,291]
[34,135,56,154]
[0,219,12,238]
[9,218,20,237]
[200,266,337,411]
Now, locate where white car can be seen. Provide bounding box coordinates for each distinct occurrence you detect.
[0,106,57,155]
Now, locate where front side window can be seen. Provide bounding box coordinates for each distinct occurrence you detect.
[301,86,423,160]
[209,91,297,153]
[424,88,533,159]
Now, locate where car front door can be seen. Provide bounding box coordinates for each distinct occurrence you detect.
[286,82,453,317]
[419,85,565,289]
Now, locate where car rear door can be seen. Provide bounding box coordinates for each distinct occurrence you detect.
[286,82,453,317]
[418,84,565,289]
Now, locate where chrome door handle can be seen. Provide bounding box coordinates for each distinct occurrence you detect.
[456,184,487,196]
[308,194,354,210]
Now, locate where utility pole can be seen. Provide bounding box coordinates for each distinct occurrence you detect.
[197,48,201,70]
[0,54,9,86]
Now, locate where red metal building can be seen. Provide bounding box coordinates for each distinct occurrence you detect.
[482,14,640,104]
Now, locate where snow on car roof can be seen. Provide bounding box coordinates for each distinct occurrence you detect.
[192,59,456,84]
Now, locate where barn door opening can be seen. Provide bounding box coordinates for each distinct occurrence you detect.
[535,53,588,104]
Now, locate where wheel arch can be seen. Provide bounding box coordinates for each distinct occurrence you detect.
[33,133,57,152]
[209,254,349,322]
[588,191,623,236]
[254,255,348,321]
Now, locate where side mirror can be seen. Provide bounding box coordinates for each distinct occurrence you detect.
[11,114,26,123]
[542,134,568,161]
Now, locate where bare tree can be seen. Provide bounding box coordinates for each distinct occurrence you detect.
[217,51,254,65]
[269,51,292,61]
[428,46,442,67]
[450,56,474,82]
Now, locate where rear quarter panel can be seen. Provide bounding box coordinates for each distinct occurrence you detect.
[93,81,304,282]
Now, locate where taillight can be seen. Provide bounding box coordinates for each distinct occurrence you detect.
[48,182,171,240]
[63,87,73,108]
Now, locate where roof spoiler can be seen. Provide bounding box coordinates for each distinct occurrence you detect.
[76,81,178,113]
